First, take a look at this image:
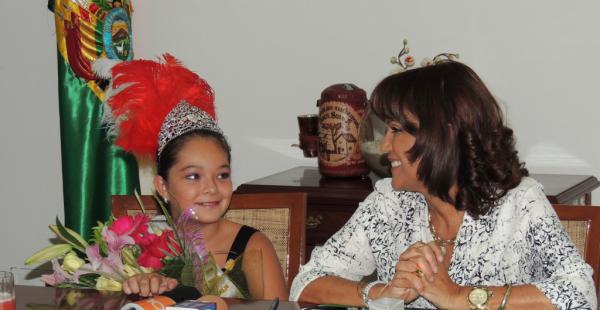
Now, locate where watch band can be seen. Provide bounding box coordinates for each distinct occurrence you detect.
[467,286,493,310]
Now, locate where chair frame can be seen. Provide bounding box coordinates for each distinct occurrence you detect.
[552,204,600,289]
[111,192,307,288]
[227,192,306,288]
[112,195,162,217]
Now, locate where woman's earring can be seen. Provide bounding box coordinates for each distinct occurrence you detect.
[163,197,169,204]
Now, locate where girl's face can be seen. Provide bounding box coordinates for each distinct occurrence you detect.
[155,136,232,224]
[380,118,426,194]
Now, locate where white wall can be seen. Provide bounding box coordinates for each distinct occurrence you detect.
[2,0,599,284]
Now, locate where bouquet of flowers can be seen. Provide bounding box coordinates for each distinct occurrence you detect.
[25,194,252,298]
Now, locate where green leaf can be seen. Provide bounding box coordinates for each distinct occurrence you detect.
[154,194,190,255]
[133,191,148,214]
[120,246,139,268]
[24,244,72,265]
[53,217,86,252]
[78,273,101,287]
[159,257,185,281]
[179,261,196,287]
[54,224,88,248]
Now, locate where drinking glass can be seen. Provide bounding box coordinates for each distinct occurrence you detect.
[0,271,15,310]
[296,114,319,157]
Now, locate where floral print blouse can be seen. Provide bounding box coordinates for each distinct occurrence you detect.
[290,177,596,309]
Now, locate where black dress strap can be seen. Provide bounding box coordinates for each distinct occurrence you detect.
[226,225,258,261]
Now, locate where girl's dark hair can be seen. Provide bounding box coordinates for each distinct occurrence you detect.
[371,61,528,218]
[157,129,231,180]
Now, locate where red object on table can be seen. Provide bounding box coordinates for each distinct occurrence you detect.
[317,84,369,177]
[0,298,15,310]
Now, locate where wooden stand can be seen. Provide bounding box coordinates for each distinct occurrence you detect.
[236,166,600,258]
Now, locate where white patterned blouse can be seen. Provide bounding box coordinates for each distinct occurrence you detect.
[290,177,596,309]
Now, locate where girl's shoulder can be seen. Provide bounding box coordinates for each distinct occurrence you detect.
[221,219,266,250]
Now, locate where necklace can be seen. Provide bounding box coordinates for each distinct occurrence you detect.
[428,212,456,247]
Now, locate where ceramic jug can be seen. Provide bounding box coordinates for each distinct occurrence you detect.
[317,83,369,177]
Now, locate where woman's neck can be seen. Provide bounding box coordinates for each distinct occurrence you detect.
[424,192,464,241]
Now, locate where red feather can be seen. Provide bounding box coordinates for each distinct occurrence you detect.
[107,54,215,159]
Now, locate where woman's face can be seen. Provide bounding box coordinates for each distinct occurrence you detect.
[380,118,426,193]
[155,136,233,224]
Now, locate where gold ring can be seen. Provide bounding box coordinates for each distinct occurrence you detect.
[413,243,425,249]
[414,269,424,277]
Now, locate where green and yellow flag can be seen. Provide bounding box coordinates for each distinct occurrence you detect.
[48,0,139,239]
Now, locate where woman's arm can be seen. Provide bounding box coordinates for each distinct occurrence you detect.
[450,285,555,310]
[245,232,288,300]
[391,244,556,309]
[524,187,596,309]
[290,181,401,302]
[300,275,364,306]
[527,213,597,308]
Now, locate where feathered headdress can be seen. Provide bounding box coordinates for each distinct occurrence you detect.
[94,54,222,159]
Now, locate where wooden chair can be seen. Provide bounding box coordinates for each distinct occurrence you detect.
[111,192,307,288]
[553,204,600,290]
[112,195,162,217]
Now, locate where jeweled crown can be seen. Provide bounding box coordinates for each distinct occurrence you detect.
[158,101,223,156]
[94,54,219,160]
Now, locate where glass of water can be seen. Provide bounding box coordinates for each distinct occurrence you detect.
[0,271,15,310]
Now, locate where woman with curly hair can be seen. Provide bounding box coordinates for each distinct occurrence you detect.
[290,61,596,309]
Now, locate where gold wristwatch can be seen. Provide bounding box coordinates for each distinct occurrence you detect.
[467,286,493,310]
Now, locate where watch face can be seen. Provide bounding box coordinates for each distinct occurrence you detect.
[468,288,489,305]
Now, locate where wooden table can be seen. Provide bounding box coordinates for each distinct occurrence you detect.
[15,285,307,310]
[15,285,426,310]
[236,166,600,257]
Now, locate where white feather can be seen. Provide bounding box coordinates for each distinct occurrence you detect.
[92,58,121,80]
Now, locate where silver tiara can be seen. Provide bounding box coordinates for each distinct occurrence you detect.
[157,101,223,156]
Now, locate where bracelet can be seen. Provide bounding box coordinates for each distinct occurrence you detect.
[498,284,513,310]
[356,278,369,304]
[361,280,386,308]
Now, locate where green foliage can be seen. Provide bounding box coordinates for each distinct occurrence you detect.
[51,217,87,253]
[24,244,72,265]
[159,256,185,282]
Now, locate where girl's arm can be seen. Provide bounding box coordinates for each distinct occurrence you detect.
[245,232,288,300]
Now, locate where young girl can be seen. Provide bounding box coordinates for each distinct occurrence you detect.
[96,55,287,299]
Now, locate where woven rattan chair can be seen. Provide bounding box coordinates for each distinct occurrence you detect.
[111,192,307,288]
[225,192,306,288]
[553,204,600,291]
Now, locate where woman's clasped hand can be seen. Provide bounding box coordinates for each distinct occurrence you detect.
[385,241,462,308]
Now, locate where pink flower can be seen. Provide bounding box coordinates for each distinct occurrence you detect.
[146,230,181,258]
[41,259,72,286]
[137,251,164,269]
[136,232,158,248]
[102,226,134,253]
[109,216,135,235]
[110,214,149,237]
[135,230,181,269]
[84,244,124,277]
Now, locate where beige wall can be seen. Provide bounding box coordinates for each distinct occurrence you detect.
[2,0,600,284]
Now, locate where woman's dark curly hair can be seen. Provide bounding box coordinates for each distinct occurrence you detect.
[371,61,528,218]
